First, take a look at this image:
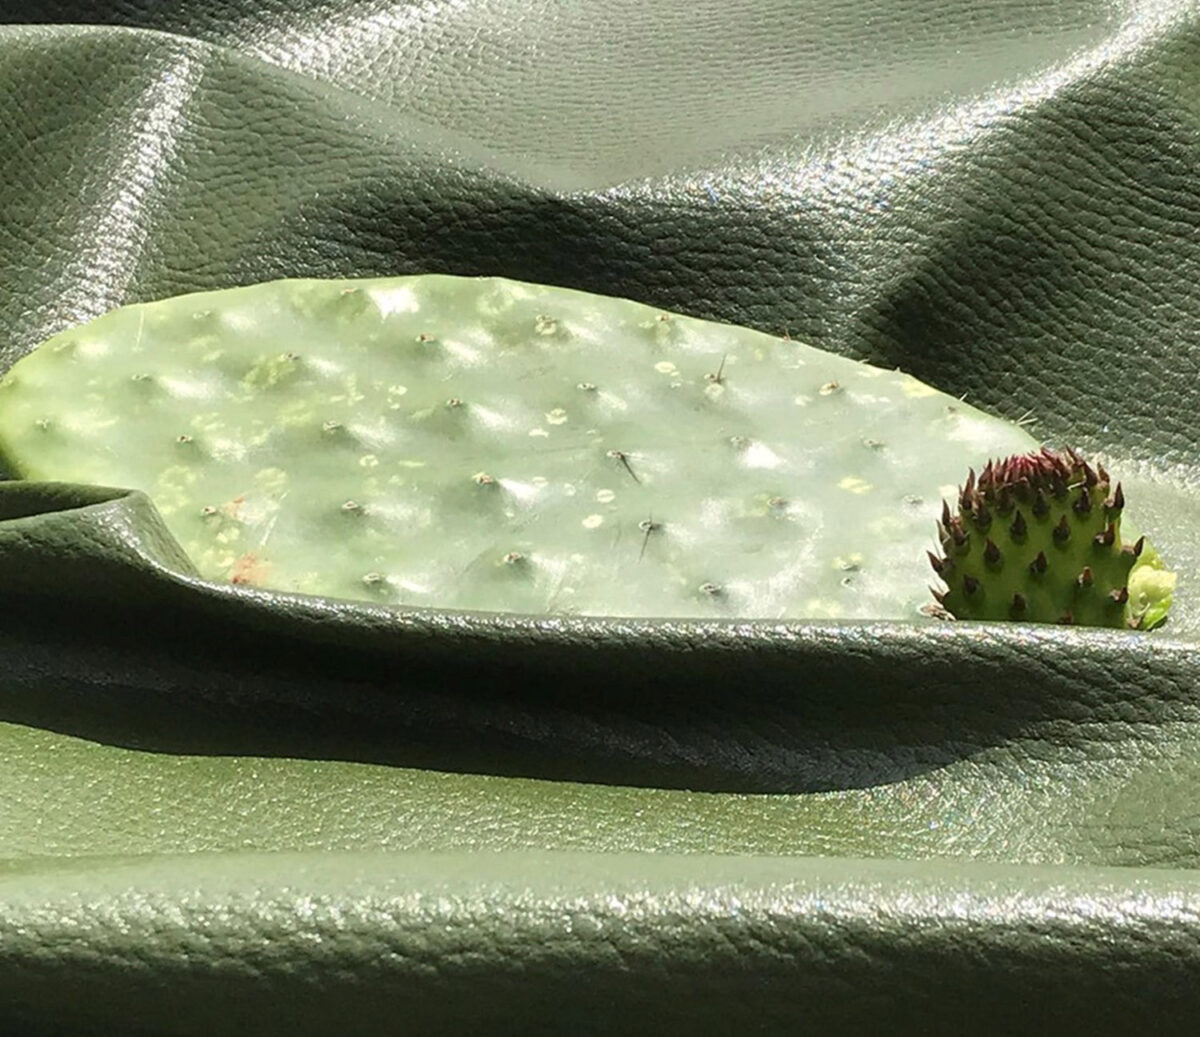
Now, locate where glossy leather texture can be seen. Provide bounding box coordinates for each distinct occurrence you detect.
[0,1,1199,1033]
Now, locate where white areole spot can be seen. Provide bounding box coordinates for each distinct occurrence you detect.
[349,418,399,452]
[67,414,118,432]
[500,479,540,502]
[595,489,616,503]
[217,308,261,333]
[208,437,249,463]
[899,377,939,398]
[546,408,568,425]
[370,284,420,317]
[793,394,810,407]
[582,514,604,529]
[838,476,873,494]
[868,514,909,537]
[468,405,516,433]
[77,338,111,359]
[654,361,678,375]
[442,338,481,365]
[306,356,343,377]
[947,413,1030,453]
[359,454,379,468]
[254,467,288,494]
[528,428,550,438]
[366,500,434,526]
[158,375,219,400]
[743,441,784,469]
[190,413,226,433]
[397,579,432,595]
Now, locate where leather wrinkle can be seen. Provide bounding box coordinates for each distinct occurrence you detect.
[1,1,1199,1032]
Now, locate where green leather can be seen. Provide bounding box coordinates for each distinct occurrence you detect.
[1,1,1199,1032]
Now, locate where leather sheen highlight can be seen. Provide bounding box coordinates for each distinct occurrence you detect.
[0,1,1198,1032]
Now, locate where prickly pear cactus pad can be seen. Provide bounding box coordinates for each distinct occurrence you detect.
[0,274,1123,620]
[931,448,1175,629]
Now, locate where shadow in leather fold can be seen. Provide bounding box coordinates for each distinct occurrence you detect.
[2,480,1196,793]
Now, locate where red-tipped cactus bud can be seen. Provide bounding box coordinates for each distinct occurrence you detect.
[933,448,1173,629]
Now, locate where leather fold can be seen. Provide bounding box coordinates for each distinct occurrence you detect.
[4,850,1200,1036]
[1,0,1199,1030]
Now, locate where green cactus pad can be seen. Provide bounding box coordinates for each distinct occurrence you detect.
[931,448,1175,629]
[0,274,1156,621]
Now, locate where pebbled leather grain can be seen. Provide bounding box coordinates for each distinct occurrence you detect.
[0,0,1199,1032]
[5,849,1200,1036]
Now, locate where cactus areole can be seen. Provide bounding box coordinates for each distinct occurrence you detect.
[0,276,1175,625]
[931,448,1173,630]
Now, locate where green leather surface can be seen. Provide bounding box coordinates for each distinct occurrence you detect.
[1,1,1199,1032]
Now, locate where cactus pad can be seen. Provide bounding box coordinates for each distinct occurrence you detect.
[0,275,1165,622]
[931,448,1174,629]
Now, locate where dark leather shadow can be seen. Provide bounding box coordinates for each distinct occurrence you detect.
[4,590,1198,794]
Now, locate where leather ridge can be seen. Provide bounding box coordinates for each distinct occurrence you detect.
[0,0,1198,1032]
[3,851,1200,1037]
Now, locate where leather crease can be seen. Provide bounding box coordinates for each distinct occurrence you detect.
[0,1,1198,1033]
